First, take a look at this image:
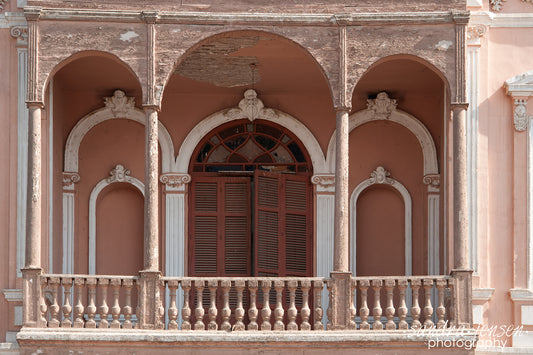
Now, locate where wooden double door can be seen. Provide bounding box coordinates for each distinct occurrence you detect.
[188,170,313,278]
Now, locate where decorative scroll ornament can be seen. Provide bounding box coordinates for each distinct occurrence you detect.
[62,172,81,190]
[369,166,394,185]
[10,26,28,43]
[160,173,191,191]
[225,89,278,122]
[106,164,132,183]
[104,90,135,117]
[367,92,397,120]
[514,99,528,132]
[311,174,335,193]
[467,25,487,41]
[423,174,440,193]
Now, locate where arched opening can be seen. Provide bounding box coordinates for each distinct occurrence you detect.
[350,56,446,276]
[188,119,313,278]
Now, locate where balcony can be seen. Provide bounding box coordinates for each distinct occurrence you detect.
[17,271,475,354]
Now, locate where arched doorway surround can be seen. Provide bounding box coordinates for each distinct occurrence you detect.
[187,115,314,277]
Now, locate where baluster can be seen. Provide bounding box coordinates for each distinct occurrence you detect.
[220,280,231,331]
[61,278,73,328]
[98,278,110,328]
[167,280,179,330]
[135,280,141,329]
[397,279,408,330]
[86,278,97,328]
[359,280,370,330]
[261,280,272,331]
[194,280,205,330]
[234,280,246,331]
[286,280,298,331]
[110,279,121,328]
[72,278,84,328]
[326,279,333,330]
[313,280,323,330]
[371,279,383,330]
[436,279,447,329]
[48,277,60,328]
[181,280,192,330]
[157,279,165,330]
[423,279,434,328]
[122,279,134,329]
[349,278,357,330]
[385,279,396,330]
[300,280,311,331]
[273,280,285,331]
[447,278,455,328]
[410,279,422,330]
[207,280,218,330]
[248,280,259,330]
[40,277,48,326]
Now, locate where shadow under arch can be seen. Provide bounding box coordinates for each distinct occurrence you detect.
[350,53,451,103]
[42,50,144,103]
[158,29,335,108]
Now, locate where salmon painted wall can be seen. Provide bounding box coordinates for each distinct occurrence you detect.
[477,25,533,331]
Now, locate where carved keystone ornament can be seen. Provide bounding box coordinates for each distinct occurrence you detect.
[367,92,397,120]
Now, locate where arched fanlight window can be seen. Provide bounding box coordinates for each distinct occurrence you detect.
[191,119,311,173]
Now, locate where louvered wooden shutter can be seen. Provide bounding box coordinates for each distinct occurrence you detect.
[254,171,282,277]
[284,174,312,277]
[254,171,312,277]
[190,175,250,276]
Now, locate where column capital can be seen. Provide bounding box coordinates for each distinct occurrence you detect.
[451,102,469,110]
[334,105,351,113]
[24,6,42,22]
[62,172,80,191]
[142,10,160,24]
[142,103,160,112]
[160,173,191,192]
[423,174,440,193]
[311,174,335,193]
[26,101,45,109]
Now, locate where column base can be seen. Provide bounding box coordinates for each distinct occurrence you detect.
[137,270,163,330]
[328,271,353,330]
[450,269,473,328]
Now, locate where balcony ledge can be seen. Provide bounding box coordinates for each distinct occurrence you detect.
[17,328,477,349]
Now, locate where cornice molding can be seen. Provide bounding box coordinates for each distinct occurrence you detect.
[19,8,466,25]
[470,10,533,27]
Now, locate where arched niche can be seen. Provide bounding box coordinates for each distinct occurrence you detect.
[89,165,144,275]
[350,166,412,276]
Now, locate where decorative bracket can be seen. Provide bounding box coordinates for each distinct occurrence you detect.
[10,26,28,46]
[514,99,528,132]
[367,92,397,120]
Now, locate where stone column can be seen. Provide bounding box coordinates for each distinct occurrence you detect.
[333,108,350,273]
[452,104,469,270]
[329,107,351,330]
[143,106,159,272]
[22,6,45,328]
[451,103,473,328]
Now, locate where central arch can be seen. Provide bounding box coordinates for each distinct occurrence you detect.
[188,118,314,277]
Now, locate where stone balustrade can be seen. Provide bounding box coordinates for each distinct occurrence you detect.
[32,274,457,331]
